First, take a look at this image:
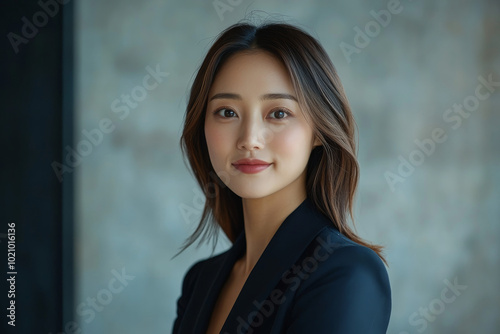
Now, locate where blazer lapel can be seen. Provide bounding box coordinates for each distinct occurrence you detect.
[191,228,247,333]
[191,197,333,333]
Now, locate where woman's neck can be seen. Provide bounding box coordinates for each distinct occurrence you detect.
[238,173,307,276]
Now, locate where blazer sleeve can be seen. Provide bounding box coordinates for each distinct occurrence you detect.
[172,260,203,334]
[285,244,391,334]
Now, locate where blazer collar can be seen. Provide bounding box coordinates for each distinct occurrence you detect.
[193,196,335,333]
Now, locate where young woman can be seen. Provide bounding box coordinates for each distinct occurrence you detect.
[173,22,391,334]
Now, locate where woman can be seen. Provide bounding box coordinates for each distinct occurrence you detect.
[173,22,391,334]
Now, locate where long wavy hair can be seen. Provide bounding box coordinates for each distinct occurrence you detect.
[176,22,387,265]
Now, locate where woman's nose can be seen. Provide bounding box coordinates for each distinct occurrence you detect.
[236,118,271,151]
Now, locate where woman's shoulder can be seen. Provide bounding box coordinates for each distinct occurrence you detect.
[294,226,391,296]
[285,226,392,332]
[315,226,386,266]
[180,248,230,286]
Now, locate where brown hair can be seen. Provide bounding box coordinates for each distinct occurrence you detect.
[176,22,387,265]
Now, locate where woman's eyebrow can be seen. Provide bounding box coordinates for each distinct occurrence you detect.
[208,93,298,102]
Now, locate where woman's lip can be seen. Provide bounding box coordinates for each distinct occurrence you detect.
[233,158,271,165]
[232,163,272,174]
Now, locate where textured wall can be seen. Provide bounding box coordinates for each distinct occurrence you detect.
[74,0,500,333]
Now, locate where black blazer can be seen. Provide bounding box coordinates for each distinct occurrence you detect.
[172,197,391,333]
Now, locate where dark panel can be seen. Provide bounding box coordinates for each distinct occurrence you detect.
[0,0,74,333]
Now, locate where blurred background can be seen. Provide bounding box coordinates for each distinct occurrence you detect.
[74,0,499,333]
[2,0,498,333]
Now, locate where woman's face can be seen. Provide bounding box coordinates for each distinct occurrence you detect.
[204,50,320,199]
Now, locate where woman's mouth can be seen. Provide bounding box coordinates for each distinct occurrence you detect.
[231,159,272,174]
[232,164,271,174]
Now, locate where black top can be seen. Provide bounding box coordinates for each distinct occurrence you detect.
[173,197,391,333]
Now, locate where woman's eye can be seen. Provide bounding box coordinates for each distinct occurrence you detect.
[214,108,290,119]
[268,109,290,120]
[215,108,237,118]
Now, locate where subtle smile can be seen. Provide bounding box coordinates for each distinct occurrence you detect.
[231,159,272,174]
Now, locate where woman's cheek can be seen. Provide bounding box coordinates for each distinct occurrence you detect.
[273,124,312,156]
[205,129,219,153]
[205,124,227,168]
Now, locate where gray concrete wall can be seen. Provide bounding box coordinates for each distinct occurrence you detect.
[74,0,500,333]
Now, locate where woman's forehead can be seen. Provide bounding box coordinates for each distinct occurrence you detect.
[209,51,295,98]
